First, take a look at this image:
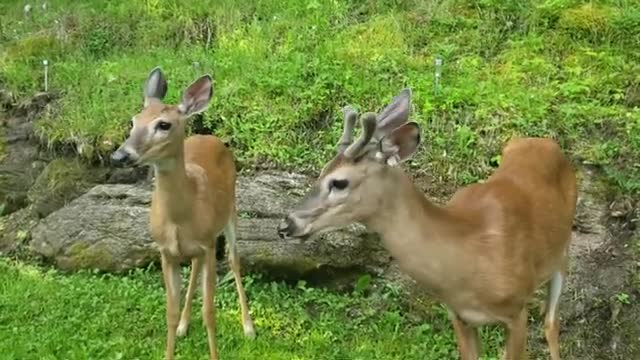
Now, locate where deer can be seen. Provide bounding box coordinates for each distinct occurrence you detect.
[278,88,577,360]
[111,67,255,360]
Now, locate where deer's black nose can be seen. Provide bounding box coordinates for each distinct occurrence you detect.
[110,149,130,165]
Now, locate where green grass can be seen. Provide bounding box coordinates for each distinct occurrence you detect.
[0,259,508,359]
[0,0,639,194]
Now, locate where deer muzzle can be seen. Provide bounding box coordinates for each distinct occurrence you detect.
[277,215,312,241]
[110,138,140,166]
[110,148,131,165]
[277,217,294,239]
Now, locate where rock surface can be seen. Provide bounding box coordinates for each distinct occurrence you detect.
[0,114,46,215]
[0,92,55,216]
[0,206,38,254]
[30,184,156,272]
[28,158,107,218]
[30,171,389,274]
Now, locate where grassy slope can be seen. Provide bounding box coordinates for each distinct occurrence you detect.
[1,0,639,193]
[0,259,507,360]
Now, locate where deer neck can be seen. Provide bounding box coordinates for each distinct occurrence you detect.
[363,169,468,296]
[152,149,194,221]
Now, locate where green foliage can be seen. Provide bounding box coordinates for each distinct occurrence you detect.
[615,292,631,305]
[0,0,639,193]
[0,259,505,359]
[354,274,372,295]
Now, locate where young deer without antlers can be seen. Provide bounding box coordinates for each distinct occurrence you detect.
[111,68,255,360]
[278,89,577,360]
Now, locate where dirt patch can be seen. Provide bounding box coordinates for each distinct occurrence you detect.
[552,193,639,360]
[538,167,639,359]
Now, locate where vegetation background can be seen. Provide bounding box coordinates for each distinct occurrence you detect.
[1,0,638,359]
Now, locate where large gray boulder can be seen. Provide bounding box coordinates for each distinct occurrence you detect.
[30,171,389,275]
[30,184,155,271]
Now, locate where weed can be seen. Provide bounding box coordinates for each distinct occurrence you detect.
[615,292,631,305]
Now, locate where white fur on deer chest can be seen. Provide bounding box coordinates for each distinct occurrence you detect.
[153,221,206,259]
[455,308,496,326]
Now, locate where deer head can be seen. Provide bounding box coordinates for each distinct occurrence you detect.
[278,88,421,240]
[111,67,213,168]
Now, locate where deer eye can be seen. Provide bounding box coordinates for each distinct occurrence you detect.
[329,179,349,191]
[156,121,172,131]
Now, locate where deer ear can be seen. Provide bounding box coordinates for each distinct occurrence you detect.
[179,74,213,116]
[375,88,411,139]
[375,122,421,166]
[143,67,168,107]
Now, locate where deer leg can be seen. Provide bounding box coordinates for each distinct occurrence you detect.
[161,253,182,360]
[177,257,202,337]
[224,218,256,338]
[544,271,565,360]
[202,248,219,360]
[450,312,481,360]
[502,307,529,360]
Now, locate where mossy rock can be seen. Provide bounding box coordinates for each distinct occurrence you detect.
[27,158,106,218]
[249,251,322,276]
[0,206,38,255]
[59,242,115,270]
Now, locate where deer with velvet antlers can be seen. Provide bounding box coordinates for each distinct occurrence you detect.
[111,68,255,360]
[278,89,577,360]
